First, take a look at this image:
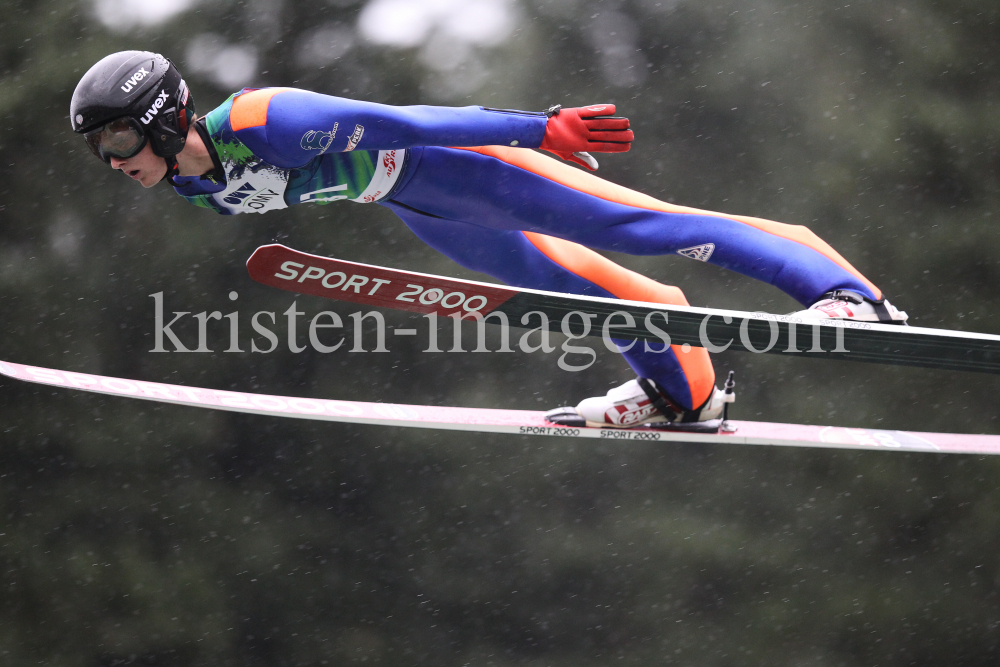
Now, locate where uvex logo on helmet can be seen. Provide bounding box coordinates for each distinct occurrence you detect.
[120,66,150,93]
[140,90,170,125]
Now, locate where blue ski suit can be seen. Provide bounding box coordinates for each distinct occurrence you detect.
[173,87,883,411]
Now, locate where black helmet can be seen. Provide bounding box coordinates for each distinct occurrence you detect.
[71,51,194,170]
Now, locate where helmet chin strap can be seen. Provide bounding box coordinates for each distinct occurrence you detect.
[161,155,180,183]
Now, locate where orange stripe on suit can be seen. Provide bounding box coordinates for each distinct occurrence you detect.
[522,231,716,407]
[457,146,881,299]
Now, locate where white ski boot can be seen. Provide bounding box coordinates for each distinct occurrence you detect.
[545,375,735,433]
[790,289,908,325]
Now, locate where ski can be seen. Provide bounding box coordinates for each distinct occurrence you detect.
[247,244,1000,374]
[3,360,999,454]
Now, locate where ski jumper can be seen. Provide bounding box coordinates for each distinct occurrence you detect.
[173,88,883,411]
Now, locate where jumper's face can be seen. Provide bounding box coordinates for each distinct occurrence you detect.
[109,143,165,188]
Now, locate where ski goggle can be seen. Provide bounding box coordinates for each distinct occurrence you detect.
[83,116,148,163]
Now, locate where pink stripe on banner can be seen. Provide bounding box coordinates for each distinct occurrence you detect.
[2,360,1000,453]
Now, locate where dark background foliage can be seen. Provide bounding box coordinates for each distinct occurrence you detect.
[2,0,1000,664]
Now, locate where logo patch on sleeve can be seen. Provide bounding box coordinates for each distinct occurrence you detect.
[676,243,715,262]
[345,124,365,152]
[300,123,338,153]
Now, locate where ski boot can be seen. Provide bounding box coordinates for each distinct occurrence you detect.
[545,373,736,433]
[790,289,908,325]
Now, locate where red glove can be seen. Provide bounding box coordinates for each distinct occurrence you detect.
[538,104,633,170]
